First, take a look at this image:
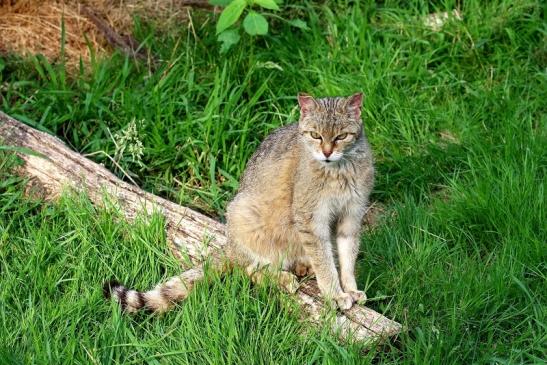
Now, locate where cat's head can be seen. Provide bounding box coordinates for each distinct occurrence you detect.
[297,93,363,163]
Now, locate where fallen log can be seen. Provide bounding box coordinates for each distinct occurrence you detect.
[0,111,402,343]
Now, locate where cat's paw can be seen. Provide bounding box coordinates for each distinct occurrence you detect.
[347,290,367,304]
[294,263,314,278]
[334,292,354,311]
[278,271,299,294]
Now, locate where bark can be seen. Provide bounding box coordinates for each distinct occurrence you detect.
[0,111,402,343]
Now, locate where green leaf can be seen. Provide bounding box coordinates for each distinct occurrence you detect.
[253,0,279,10]
[288,19,309,30]
[243,12,268,36]
[216,0,247,35]
[209,0,233,6]
[217,29,241,53]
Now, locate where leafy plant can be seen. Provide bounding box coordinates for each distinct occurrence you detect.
[209,0,308,53]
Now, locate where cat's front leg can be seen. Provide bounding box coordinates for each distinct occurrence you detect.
[337,211,367,304]
[296,220,353,310]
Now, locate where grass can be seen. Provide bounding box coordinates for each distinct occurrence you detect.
[0,0,545,363]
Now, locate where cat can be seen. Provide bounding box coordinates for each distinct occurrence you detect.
[104,92,375,312]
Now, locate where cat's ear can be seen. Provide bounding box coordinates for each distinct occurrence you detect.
[346,92,363,119]
[298,93,318,118]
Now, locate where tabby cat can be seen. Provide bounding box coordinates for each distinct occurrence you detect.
[104,92,375,311]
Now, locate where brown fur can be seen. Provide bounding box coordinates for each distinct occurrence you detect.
[104,93,374,312]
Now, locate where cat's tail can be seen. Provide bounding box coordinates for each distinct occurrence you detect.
[103,261,226,313]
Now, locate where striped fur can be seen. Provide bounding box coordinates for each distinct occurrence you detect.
[103,270,203,313]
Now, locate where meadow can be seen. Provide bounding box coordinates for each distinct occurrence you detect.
[0,1,545,363]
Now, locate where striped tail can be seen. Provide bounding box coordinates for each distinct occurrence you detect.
[103,266,206,313]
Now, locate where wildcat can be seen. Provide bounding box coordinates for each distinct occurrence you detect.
[104,92,375,311]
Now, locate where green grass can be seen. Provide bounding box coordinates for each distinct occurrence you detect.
[0,0,545,363]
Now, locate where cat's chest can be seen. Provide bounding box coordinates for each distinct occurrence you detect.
[316,179,361,216]
[310,193,355,229]
[321,168,362,198]
[295,161,370,216]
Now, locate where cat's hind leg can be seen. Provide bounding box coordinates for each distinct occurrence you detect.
[294,256,314,278]
[245,263,299,294]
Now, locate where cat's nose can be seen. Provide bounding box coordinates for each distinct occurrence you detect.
[322,143,333,158]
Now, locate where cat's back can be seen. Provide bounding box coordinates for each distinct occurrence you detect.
[248,123,299,164]
[238,123,300,191]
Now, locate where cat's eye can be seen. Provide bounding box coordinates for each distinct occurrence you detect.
[309,131,322,139]
[335,133,349,141]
